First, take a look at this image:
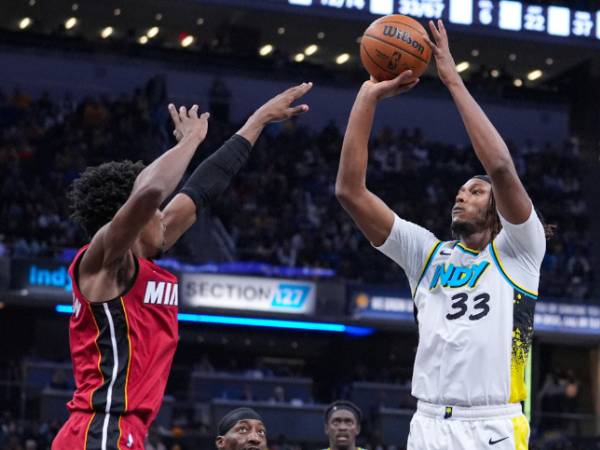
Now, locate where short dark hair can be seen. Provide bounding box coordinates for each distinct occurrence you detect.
[68,160,145,238]
[324,400,362,424]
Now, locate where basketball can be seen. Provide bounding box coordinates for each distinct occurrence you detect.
[360,14,431,82]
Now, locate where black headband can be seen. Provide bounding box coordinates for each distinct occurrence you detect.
[217,407,264,436]
[324,401,362,424]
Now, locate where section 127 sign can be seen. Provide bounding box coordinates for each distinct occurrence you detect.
[181,274,316,315]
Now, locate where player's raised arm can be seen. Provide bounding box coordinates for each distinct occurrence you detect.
[423,20,531,224]
[335,71,418,246]
[81,105,209,272]
[161,82,313,251]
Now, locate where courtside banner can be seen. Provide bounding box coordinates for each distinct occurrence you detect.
[349,286,414,321]
[180,274,316,314]
[535,302,600,335]
[350,285,600,335]
[10,259,72,300]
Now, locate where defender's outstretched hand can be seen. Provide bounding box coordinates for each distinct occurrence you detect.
[361,70,419,101]
[168,104,210,143]
[422,20,461,87]
[253,82,313,124]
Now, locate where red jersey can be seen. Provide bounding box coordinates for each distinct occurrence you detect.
[66,245,179,432]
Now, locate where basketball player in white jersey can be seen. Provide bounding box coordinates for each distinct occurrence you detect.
[336,20,548,449]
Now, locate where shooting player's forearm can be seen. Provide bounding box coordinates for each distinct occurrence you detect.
[336,87,377,200]
[447,82,514,176]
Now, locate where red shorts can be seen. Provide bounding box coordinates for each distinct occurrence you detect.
[52,411,147,450]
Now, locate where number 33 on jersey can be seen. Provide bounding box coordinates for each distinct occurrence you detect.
[375,211,545,407]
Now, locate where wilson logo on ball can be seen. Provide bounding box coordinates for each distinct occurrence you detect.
[382,26,426,55]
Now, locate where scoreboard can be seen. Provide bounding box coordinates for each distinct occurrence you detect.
[285,0,600,43]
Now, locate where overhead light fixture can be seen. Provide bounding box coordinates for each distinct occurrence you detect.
[146,26,159,38]
[304,44,318,56]
[113,8,121,16]
[65,17,78,30]
[456,61,470,73]
[71,3,79,11]
[196,17,204,26]
[336,53,350,65]
[490,69,500,78]
[28,0,35,5]
[514,78,523,87]
[355,36,362,43]
[155,13,163,21]
[527,69,543,81]
[259,44,274,56]
[545,57,554,66]
[180,35,195,47]
[317,31,325,39]
[471,49,479,57]
[277,27,285,35]
[294,53,305,62]
[508,53,517,61]
[138,35,148,45]
[19,17,32,30]
[100,26,113,39]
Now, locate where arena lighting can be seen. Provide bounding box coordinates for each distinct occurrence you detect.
[100,26,113,39]
[456,61,470,73]
[294,53,305,62]
[64,17,78,30]
[138,35,148,45]
[508,53,517,61]
[304,44,318,56]
[55,305,374,336]
[527,69,543,80]
[545,57,554,66]
[317,31,325,39]
[335,53,350,65]
[259,44,274,56]
[490,69,500,78]
[514,78,523,87]
[277,27,285,35]
[180,35,195,48]
[146,26,159,38]
[471,49,479,57]
[19,17,32,30]
[113,8,121,16]
[196,17,204,25]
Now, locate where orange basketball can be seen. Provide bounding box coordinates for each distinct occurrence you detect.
[360,14,431,82]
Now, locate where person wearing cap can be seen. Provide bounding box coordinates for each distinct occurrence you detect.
[322,401,366,450]
[215,407,268,450]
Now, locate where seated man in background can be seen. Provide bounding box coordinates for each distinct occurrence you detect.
[215,407,268,450]
[323,401,365,450]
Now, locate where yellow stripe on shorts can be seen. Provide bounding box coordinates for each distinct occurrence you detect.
[511,415,529,450]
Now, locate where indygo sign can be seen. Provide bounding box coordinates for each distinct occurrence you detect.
[181,274,316,314]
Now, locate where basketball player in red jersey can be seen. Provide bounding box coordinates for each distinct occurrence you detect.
[51,82,312,450]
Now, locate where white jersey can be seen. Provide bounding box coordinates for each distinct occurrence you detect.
[375,208,545,406]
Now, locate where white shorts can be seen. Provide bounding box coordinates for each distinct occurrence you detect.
[407,401,530,450]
